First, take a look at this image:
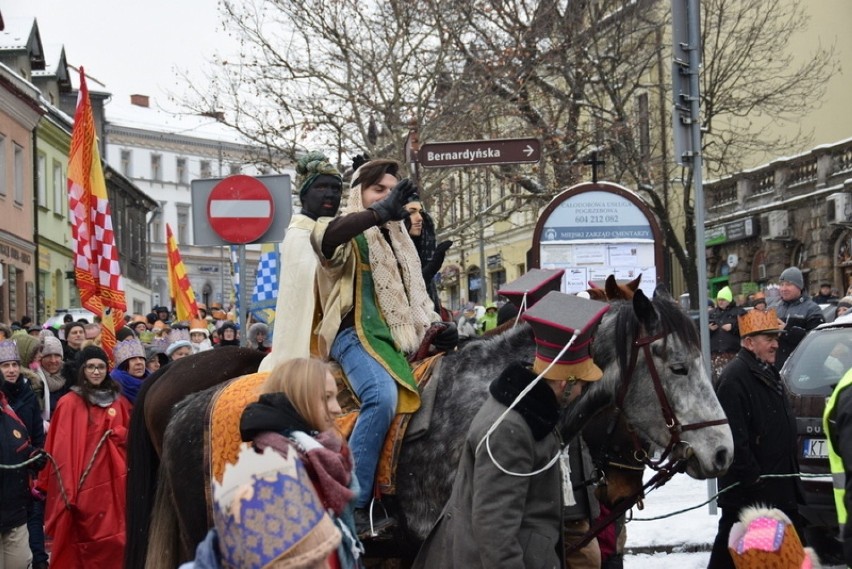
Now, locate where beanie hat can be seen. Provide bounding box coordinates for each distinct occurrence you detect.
[716,286,733,302]
[116,326,136,342]
[40,336,63,358]
[779,267,804,291]
[838,296,852,309]
[77,345,109,366]
[13,335,39,368]
[166,328,192,357]
[214,444,341,569]
[0,340,20,364]
[296,150,342,200]
[113,338,146,368]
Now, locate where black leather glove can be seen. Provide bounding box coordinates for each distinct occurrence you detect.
[28,450,47,472]
[367,178,418,224]
[432,322,459,352]
[423,240,453,283]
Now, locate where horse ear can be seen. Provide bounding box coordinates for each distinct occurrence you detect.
[633,289,658,328]
[586,288,608,301]
[605,275,619,300]
[626,274,642,293]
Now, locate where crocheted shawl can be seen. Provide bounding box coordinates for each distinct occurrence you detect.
[343,167,436,353]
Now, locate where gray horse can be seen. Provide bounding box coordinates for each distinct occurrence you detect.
[134,290,732,567]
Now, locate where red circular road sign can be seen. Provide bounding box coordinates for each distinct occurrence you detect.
[206,175,275,244]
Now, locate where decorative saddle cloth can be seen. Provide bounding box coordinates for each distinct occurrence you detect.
[204,354,444,525]
[334,353,443,495]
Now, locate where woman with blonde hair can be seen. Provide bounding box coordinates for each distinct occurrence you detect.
[239,358,363,569]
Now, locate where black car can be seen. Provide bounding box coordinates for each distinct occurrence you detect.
[781,315,852,560]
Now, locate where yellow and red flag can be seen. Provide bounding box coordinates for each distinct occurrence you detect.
[166,223,200,322]
[67,68,126,360]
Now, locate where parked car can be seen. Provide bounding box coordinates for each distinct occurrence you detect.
[42,308,98,330]
[780,313,852,560]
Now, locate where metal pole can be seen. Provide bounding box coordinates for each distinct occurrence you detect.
[478,172,486,303]
[681,0,716,516]
[238,244,248,347]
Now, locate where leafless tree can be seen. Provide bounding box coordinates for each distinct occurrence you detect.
[180,0,836,301]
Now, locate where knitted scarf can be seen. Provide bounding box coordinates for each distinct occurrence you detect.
[343,167,436,353]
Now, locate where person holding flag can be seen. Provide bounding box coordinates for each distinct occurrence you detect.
[66,67,126,361]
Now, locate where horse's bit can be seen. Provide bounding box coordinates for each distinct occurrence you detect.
[617,329,729,470]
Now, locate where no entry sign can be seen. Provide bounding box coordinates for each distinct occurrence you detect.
[206,175,274,244]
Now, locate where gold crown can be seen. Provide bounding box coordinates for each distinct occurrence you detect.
[738,308,782,337]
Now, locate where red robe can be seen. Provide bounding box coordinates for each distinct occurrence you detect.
[38,391,132,568]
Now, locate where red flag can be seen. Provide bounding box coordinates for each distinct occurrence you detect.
[166,224,199,322]
[67,68,126,360]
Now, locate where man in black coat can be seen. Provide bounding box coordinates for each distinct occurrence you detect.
[708,308,804,569]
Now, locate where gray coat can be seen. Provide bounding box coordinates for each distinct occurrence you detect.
[413,364,564,569]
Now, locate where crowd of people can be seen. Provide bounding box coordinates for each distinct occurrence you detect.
[1,149,846,569]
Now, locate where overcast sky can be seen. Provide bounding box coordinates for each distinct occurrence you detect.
[5,0,239,110]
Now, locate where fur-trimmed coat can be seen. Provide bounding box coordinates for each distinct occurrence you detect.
[413,363,564,569]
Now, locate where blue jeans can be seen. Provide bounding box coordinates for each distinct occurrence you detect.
[331,327,398,508]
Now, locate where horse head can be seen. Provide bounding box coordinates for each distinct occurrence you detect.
[586,274,641,302]
[572,289,733,480]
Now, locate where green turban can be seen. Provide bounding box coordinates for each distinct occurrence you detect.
[297,151,342,200]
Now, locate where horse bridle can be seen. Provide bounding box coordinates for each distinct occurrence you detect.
[616,328,729,471]
[567,326,729,554]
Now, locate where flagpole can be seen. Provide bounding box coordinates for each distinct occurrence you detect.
[238,245,248,347]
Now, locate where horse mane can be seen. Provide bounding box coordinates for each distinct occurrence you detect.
[609,294,698,373]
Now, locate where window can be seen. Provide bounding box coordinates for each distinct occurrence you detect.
[121,149,132,177]
[177,207,189,244]
[53,161,64,214]
[229,163,241,176]
[13,144,24,205]
[37,153,47,206]
[177,157,188,185]
[151,154,162,181]
[0,135,5,196]
[200,160,212,179]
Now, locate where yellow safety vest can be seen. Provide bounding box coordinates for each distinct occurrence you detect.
[823,367,852,531]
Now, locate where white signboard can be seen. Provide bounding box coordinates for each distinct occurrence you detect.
[538,188,660,297]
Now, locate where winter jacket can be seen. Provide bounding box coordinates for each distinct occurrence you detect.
[0,392,36,532]
[413,363,564,569]
[715,349,801,513]
[709,304,745,354]
[772,294,825,369]
[1,374,45,448]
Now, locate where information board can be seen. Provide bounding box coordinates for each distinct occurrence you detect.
[530,182,664,297]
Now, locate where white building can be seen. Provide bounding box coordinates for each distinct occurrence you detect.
[102,94,293,313]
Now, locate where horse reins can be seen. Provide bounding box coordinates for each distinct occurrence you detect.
[567,326,729,554]
[616,329,728,471]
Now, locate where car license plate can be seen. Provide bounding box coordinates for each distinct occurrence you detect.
[802,438,828,459]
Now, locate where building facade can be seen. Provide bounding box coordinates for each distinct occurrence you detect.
[704,138,852,299]
[102,95,292,311]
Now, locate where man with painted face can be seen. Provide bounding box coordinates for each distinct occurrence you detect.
[259,151,343,372]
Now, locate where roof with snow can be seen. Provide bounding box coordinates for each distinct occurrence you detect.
[104,94,251,146]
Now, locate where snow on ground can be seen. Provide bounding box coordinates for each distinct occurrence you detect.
[622,471,718,567]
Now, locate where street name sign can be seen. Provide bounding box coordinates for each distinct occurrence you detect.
[419,137,541,168]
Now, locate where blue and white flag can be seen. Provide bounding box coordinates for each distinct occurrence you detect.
[250,243,279,324]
